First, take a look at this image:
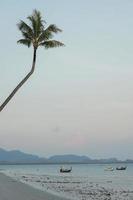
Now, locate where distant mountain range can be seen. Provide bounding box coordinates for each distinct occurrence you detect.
[0,148,132,164]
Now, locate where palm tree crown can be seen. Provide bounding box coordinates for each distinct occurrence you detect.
[17,9,64,49]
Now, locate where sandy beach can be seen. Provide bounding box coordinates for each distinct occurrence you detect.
[0,173,70,200]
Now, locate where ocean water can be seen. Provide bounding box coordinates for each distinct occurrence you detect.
[0,163,133,190]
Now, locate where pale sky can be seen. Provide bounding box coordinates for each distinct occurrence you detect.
[0,0,133,160]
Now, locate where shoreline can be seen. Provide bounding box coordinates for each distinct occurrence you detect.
[0,173,70,200]
[3,170,133,200]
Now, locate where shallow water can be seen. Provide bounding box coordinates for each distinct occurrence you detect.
[0,163,133,190]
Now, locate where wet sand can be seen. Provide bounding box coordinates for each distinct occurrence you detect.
[0,173,70,200]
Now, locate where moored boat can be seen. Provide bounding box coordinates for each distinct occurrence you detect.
[60,167,72,173]
[104,166,114,171]
[116,166,127,170]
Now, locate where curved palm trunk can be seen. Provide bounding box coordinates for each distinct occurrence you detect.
[0,48,37,112]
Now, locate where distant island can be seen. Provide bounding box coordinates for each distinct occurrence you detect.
[0,148,132,164]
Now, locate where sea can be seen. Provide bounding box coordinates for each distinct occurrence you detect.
[0,164,133,190]
[0,163,133,190]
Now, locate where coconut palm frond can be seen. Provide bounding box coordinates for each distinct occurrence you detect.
[17,39,31,47]
[38,30,53,42]
[32,10,43,37]
[38,24,62,42]
[27,16,37,37]
[21,31,32,40]
[17,20,33,36]
[33,9,45,26]
[27,10,45,38]
[46,24,62,33]
[40,40,64,49]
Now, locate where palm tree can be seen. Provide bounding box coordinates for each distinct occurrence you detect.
[0,10,64,112]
